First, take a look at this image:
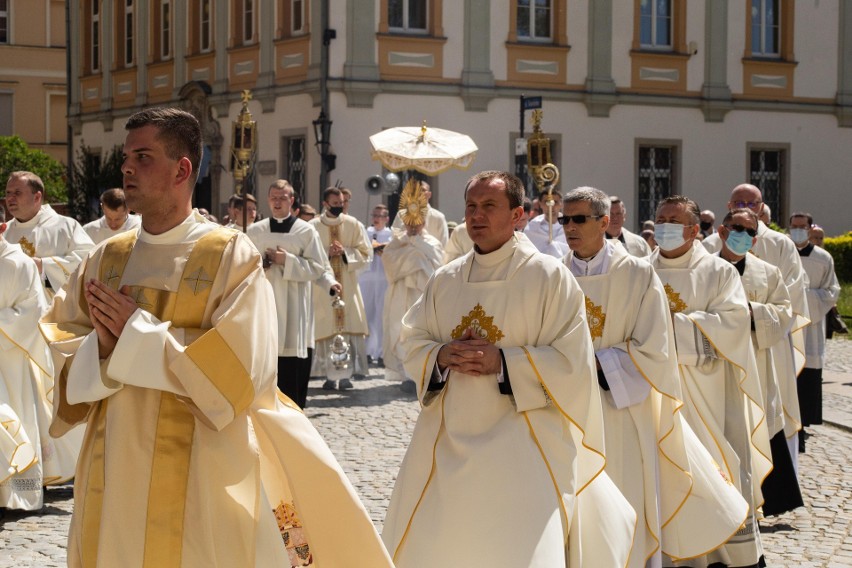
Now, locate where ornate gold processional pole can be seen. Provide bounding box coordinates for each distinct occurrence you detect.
[526,109,560,243]
[230,90,257,233]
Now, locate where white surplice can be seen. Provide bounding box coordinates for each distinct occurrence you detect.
[392,204,449,246]
[442,221,474,264]
[359,226,393,359]
[5,204,94,293]
[41,212,392,568]
[607,227,652,258]
[568,242,748,567]
[0,239,81,510]
[380,231,443,382]
[523,214,569,258]
[83,214,142,244]
[652,241,771,567]
[247,217,330,358]
[384,234,635,568]
[799,245,841,369]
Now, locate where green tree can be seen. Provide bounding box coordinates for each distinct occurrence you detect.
[0,135,68,203]
[70,144,125,222]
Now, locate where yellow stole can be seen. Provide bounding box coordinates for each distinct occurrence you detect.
[78,228,236,568]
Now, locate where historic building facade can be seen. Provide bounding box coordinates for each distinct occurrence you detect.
[67,1,852,234]
[0,0,68,163]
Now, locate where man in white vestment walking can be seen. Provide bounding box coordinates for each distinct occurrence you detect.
[4,171,94,296]
[788,212,840,451]
[606,196,652,257]
[359,204,393,365]
[523,188,568,258]
[83,187,142,244]
[40,107,392,568]
[247,180,332,409]
[383,171,635,568]
[0,206,81,512]
[562,188,748,568]
[651,196,771,568]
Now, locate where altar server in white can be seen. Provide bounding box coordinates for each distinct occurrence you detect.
[359,204,393,363]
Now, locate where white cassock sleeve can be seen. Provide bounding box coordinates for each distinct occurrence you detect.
[596,347,652,409]
[42,222,94,291]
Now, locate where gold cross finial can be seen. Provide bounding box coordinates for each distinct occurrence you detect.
[241,90,252,104]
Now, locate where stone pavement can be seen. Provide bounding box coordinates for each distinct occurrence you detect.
[2,340,852,567]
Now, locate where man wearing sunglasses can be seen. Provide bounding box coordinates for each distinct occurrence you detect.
[562,188,748,567]
[719,208,804,519]
[704,184,810,473]
[652,195,770,568]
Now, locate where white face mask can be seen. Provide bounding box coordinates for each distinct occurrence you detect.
[789,228,810,245]
[655,223,688,252]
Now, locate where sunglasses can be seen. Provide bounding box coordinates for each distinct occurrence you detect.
[732,201,762,209]
[557,214,603,225]
[724,224,757,237]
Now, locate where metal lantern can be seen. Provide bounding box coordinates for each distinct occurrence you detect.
[526,109,561,243]
[326,294,353,381]
[230,90,257,229]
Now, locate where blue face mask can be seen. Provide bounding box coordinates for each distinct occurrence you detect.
[789,228,810,245]
[726,230,753,256]
[655,223,687,252]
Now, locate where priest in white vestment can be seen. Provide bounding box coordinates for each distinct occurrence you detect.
[383,171,635,568]
[703,184,810,468]
[381,181,443,393]
[40,108,392,568]
[651,196,772,568]
[391,181,449,246]
[716,209,804,518]
[523,188,569,258]
[310,187,373,388]
[82,187,142,244]
[248,180,332,409]
[606,196,652,257]
[789,212,841,439]
[4,171,94,295]
[0,213,81,510]
[562,188,748,568]
[359,204,393,363]
[442,220,474,264]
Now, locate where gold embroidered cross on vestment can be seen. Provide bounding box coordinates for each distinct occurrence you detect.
[664,284,688,314]
[584,296,606,340]
[183,267,214,295]
[451,303,505,344]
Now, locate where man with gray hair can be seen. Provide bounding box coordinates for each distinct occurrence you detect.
[606,196,651,257]
[4,171,93,295]
[562,187,748,566]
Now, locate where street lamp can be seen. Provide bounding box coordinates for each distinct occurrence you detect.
[230,89,257,232]
[313,110,336,192]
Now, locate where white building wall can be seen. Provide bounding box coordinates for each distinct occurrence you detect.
[611,9,633,87]
[685,0,706,92]
[794,0,840,99]
[443,2,465,79]
[490,2,509,80]
[566,1,589,86]
[727,5,747,94]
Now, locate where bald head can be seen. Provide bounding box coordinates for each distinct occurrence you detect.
[728,184,764,217]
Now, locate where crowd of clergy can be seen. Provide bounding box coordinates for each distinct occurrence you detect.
[0,137,843,568]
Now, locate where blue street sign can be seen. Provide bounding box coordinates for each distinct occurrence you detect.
[522,96,543,110]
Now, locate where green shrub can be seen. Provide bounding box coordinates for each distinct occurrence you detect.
[824,232,852,283]
[0,135,67,203]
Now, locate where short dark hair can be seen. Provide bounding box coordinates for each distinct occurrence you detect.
[522,198,532,213]
[100,188,127,210]
[323,187,342,202]
[228,193,257,208]
[463,170,525,209]
[268,179,294,195]
[8,171,44,194]
[722,208,758,227]
[789,211,813,226]
[656,195,700,225]
[125,107,202,186]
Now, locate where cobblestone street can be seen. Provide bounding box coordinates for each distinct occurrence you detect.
[2,340,852,567]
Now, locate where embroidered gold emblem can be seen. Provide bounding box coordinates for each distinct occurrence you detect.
[274,500,313,567]
[131,288,154,311]
[664,283,688,314]
[183,267,214,295]
[103,266,121,289]
[18,237,36,257]
[451,303,505,344]
[584,296,606,340]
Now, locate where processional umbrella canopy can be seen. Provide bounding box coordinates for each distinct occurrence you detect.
[369,121,478,176]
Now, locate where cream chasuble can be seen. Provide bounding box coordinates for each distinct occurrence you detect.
[247,217,330,358]
[652,242,771,568]
[569,243,748,566]
[607,227,652,258]
[6,204,94,294]
[442,221,474,264]
[83,214,142,244]
[383,235,635,568]
[799,245,840,369]
[381,231,443,382]
[0,239,82,510]
[705,223,809,439]
[738,255,793,438]
[41,213,392,568]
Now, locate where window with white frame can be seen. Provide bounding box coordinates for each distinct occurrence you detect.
[161,0,171,59]
[639,0,672,49]
[637,144,677,224]
[243,0,255,43]
[516,0,552,41]
[291,0,305,35]
[124,0,134,66]
[388,0,427,32]
[0,0,8,44]
[200,0,212,52]
[751,0,780,57]
[91,1,100,71]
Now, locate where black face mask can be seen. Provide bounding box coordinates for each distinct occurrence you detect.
[328,206,344,217]
[700,221,713,231]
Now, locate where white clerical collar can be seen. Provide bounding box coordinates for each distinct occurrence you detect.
[138,210,201,244]
[569,240,612,277]
[473,235,516,267]
[14,204,52,228]
[272,215,291,222]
